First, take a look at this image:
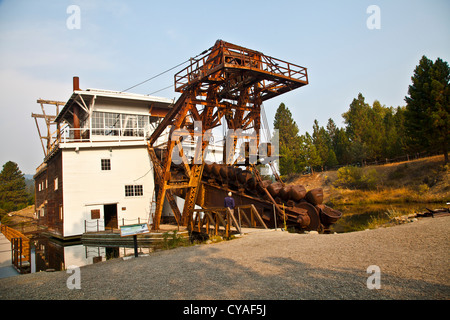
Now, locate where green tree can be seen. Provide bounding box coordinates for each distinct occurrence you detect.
[367,100,387,158]
[312,119,338,169]
[0,161,29,214]
[303,132,322,172]
[273,103,303,175]
[342,93,407,162]
[381,106,406,159]
[325,118,352,166]
[405,56,450,162]
[333,128,352,165]
[342,93,372,163]
[342,93,370,143]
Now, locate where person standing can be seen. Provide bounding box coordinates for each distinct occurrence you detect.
[224,192,235,214]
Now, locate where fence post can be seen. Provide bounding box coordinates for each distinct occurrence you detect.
[11,238,14,266]
[19,238,23,270]
[273,204,277,230]
[226,210,230,238]
[214,212,219,236]
[237,207,241,230]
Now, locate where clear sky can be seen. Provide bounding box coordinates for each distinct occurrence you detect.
[0,0,449,174]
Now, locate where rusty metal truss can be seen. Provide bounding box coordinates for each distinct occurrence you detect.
[148,40,308,230]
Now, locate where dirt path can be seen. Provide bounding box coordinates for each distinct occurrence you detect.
[0,216,449,300]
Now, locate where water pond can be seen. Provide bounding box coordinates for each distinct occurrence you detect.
[16,236,168,275]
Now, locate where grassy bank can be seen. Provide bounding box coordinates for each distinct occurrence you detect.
[327,186,446,206]
[288,155,449,206]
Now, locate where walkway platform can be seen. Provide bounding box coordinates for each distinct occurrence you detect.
[82,224,189,245]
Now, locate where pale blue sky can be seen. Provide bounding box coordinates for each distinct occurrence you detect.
[0,0,449,174]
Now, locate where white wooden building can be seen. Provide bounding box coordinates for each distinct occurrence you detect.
[34,78,223,240]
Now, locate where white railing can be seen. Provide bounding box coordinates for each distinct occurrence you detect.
[60,127,150,143]
[56,126,269,166]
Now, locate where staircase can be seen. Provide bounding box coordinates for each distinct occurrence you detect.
[0,225,31,274]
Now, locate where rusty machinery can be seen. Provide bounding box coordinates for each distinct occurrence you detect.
[148,40,341,232]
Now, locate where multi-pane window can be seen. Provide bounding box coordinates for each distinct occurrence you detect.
[91,111,150,137]
[91,112,104,135]
[125,185,144,197]
[104,112,121,136]
[134,185,143,196]
[101,159,111,170]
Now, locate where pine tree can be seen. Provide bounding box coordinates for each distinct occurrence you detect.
[312,119,338,169]
[273,103,303,175]
[0,161,29,213]
[333,128,352,165]
[303,132,321,172]
[405,56,450,162]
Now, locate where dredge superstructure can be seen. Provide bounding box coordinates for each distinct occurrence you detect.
[147,40,341,232]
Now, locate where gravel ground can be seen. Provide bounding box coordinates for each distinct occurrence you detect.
[0,216,449,300]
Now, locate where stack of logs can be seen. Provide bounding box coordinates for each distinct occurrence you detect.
[201,162,343,232]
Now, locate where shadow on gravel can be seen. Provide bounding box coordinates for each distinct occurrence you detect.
[159,247,450,300]
[1,243,449,300]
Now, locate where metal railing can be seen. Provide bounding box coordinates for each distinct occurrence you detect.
[84,217,147,233]
[175,42,308,92]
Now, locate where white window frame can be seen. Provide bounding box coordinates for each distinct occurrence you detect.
[125,185,143,197]
[101,158,111,171]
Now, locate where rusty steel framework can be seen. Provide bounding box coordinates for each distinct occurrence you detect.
[148,40,308,230]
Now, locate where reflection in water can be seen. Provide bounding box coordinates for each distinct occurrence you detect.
[331,203,447,233]
[29,237,155,273]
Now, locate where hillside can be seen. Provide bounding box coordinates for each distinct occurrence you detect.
[287,155,449,206]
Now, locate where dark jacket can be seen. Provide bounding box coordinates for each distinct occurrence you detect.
[224,196,235,209]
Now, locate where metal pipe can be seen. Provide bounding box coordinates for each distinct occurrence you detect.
[73,76,80,91]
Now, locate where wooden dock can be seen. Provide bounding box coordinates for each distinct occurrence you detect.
[81,224,189,246]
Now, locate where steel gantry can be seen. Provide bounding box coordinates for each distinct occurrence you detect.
[147,40,308,230]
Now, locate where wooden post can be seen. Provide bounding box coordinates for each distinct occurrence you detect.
[273,204,277,230]
[206,215,210,235]
[214,212,219,236]
[238,207,241,230]
[226,210,230,238]
[251,209,255,227]
[133,235,138,257]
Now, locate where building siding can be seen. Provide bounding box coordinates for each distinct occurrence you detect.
[61,145,154,237]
